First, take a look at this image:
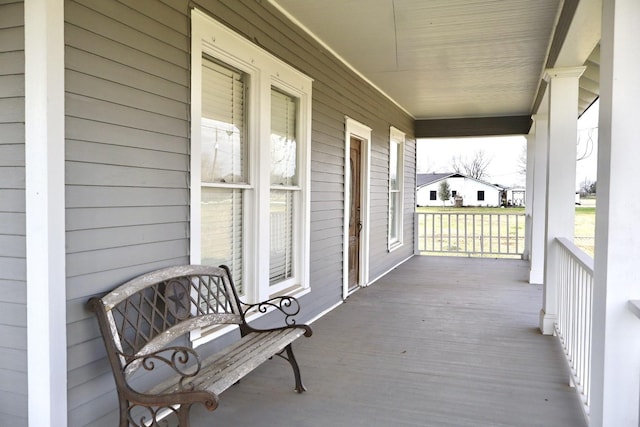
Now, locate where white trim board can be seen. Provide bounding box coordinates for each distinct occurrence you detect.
[25,0,67,425]
[343,117,372,300]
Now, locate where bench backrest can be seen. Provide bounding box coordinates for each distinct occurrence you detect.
[89,265,243,376]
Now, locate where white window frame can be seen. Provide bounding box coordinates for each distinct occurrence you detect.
[190,9,312,344]
[388,127,405,251]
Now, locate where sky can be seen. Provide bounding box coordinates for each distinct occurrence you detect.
[417,135,527,187]
[417,99,600,190]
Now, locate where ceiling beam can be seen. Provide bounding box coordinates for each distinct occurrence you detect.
[415,116,533,138]
[531,0,580,114]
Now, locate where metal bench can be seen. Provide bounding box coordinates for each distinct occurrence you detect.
[88,265,312,427]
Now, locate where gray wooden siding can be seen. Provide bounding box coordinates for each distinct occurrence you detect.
[0,1,27,426]
[68,1,414,425]
[64,0,191,424]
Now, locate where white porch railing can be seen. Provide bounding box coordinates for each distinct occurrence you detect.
[555,237,594,414]
[414,212,525,258]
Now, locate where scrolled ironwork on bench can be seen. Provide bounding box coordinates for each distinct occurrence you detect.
[121,346,202,391]
[241,295,303,326]
[88,264,312,427]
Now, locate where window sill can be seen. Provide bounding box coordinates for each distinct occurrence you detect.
[388,241,404,253]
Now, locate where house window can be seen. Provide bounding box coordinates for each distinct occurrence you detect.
[191,10,312,310]
[199,57,247,290]
[477,190,485,201]
[388,127,405,251]
[430,190,437,200]
[452,190,457,198]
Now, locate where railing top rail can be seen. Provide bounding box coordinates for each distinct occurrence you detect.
[556,237,594,273]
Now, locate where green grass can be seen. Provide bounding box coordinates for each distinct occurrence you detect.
[575,207,596,256]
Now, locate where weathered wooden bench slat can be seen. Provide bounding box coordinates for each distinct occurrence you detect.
[88,264,312,427]
[148,328,307,397]
[100,265,231,308]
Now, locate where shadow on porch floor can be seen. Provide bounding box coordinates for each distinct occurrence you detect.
[184,256,586,427]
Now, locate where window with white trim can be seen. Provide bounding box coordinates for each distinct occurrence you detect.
[191,10,312,306]
[388,127,405,250]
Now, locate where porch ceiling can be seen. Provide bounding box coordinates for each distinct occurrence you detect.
[271,0,601,134]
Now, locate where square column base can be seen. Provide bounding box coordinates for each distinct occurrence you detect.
[539,309,556,335]
[530,268,544,285]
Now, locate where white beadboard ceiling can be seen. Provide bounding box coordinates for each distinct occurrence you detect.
[271,0,601,121]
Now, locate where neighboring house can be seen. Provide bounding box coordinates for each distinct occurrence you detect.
[0,2,415,425]
[417,173,503,207]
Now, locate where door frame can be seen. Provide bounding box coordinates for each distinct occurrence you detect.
[343,117,371,299]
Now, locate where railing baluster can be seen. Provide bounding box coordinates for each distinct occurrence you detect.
[506,214,510,254]
[553,237,593,417]
[414,212,524,258]
[447,213,451,252]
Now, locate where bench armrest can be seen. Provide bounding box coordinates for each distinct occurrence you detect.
[118,346,219,424]
[241,296,312,337]
[123,346,203,391]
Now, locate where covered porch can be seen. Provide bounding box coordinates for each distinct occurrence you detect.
[186,257,586,427]
[6,0,640,425]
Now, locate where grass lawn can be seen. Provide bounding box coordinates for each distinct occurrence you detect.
[417,205,596,257]
[575,206,596,256]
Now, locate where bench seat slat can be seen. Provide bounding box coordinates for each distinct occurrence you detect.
[147,328,306,396]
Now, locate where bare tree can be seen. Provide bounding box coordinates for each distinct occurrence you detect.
[517,145,527,178]
[451,150,492,180]
[580,178,597,195]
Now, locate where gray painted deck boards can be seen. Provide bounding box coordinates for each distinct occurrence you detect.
[180,257,586,427]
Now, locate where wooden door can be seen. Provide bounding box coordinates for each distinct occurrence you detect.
[348,137,362,289]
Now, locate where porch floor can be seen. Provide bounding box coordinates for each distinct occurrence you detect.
[186,256,586,427]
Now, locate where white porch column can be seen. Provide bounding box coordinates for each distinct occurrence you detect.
[590,0,640,425]
[539,67,584,335]
[529,114,548,285]
[523,132,535,261]
[25,0,67,426]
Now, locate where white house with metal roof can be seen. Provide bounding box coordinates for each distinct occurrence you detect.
[417,173,503,207]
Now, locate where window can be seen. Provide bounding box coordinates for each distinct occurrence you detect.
[430,190,437,201]
[477,190,485,201]
[191,10,312,312]
[199,57,247,289]
[388,127,405,250]
[452,190,457,198]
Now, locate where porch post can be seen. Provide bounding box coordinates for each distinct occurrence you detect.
[24,0,67,425]
[539,67,584,335]
[522,132,535,261]
[590,0,640,424]
[529,114,548,285]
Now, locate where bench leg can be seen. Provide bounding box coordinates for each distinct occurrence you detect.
[176,403,192,427]
[284,343,306,393]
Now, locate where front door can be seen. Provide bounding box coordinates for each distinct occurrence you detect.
[348,137,362,290]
